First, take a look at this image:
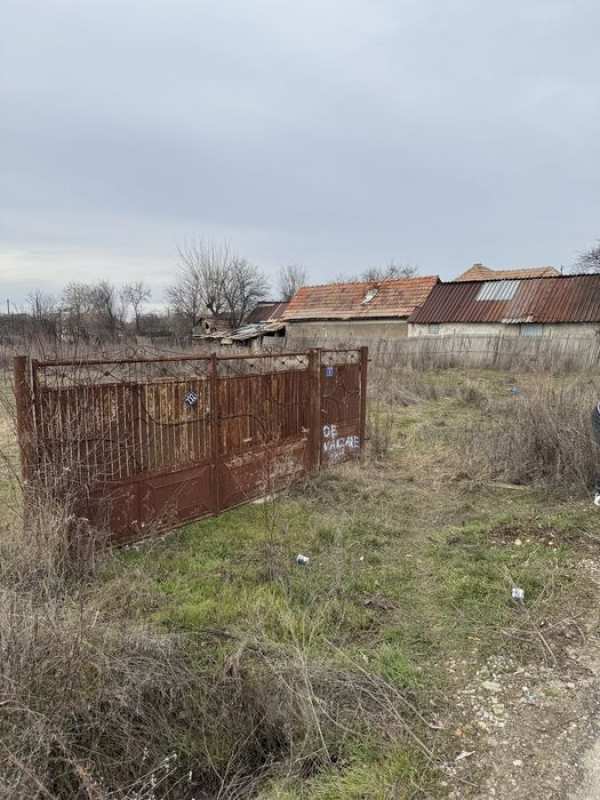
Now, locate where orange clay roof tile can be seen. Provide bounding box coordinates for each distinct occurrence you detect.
[455,264,560,282]
[283,276,439,321]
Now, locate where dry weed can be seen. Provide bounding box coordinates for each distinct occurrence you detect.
[0,486,433,799]
[461,376,599,493]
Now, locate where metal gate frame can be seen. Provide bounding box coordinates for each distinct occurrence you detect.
[14,347,368,543]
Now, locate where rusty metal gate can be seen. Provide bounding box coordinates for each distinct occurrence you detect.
[14,348,367,544]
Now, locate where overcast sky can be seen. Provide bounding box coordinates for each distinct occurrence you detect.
[2,0,600,307]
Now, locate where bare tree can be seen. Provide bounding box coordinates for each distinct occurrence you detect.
[168,240,268,330]
[26,290,59,340]
[27,289,56,320]
[278,264,307,301]
[61,281,123,340]
[121,281,152,333]
[62,282,95,341]
[167,260,204,330]
[167,240,232,329]
[575,241,600,273]
[223,258,269,328]
[89,281,120,338]
[362,261,419,281]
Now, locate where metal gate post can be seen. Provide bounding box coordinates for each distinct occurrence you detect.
[308,349,322,472]
[14,355,34,483]
[359,346,368,457]
[209,353,222,513]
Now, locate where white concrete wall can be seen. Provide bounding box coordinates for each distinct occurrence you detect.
[286,319,409,345]
[408,322,600,338]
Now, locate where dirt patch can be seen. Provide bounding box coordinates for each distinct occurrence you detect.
[443,558,600,799]
[571,738,600,800]
[489,520,581,548]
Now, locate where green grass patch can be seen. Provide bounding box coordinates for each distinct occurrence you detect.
[89,370,600,797]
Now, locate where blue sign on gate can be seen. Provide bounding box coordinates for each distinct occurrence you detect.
[184,390,199,408]
[325,366,335,378]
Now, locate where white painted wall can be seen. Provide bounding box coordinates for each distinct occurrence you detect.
[408,322,600,338]
[287,318,409,344]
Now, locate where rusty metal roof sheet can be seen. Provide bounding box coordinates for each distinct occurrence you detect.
[245,301,289,324]
[283,276,439,321]
[455,264,560,281]
[410,274,600,325]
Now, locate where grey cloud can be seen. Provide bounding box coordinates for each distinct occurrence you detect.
[2,0,600,304]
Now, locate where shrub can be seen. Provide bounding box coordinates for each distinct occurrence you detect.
[462,377,598,493]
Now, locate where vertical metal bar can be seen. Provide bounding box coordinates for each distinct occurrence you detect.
[140,371,152,472]
[98,385,108,480]
[126,382,133,478]
[114,384,123,480]
[68,386,77,481]
[308,349,322,472]
[136,381,145,474]
[91,384,99,483]
[14,355,34,483]
[202,375,208,461]
[168,379,176,467]
[359,346,368,456]
[83,384,90,483]
[195,377,202,461]
[180,380,188,462]
[157,382,165,471]
[209,353,221,514]
[74,384,82,486]
[30,359,42,482]
[172,380,180,466]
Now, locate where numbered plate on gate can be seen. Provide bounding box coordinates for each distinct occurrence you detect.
[184,390,199,409]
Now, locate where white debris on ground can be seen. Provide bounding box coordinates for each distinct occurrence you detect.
[441,558,600,799]
[442,648,600,799]
[511,585,525,603]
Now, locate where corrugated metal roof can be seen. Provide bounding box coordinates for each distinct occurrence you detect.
[283,276,439,321]
[410,274,600,325]
[245,301,289,324]
[455,264,560,281]
[196,319,286,343]
[223,321,286,342]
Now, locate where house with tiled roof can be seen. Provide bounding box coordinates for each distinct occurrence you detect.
[409,273,600,338]
[283,276,439,344]
[455,263,560,282]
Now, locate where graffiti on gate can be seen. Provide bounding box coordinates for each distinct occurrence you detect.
[322,423,360,463]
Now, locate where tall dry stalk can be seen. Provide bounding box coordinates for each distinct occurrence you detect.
[461,376,600,493]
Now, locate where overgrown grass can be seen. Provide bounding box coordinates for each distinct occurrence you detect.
[98,371,600,796]
[2,368,600,798]
[463,375,600,492]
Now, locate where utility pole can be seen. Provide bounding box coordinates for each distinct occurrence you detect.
[6,298,10,315]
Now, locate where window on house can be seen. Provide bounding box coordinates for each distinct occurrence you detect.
[520,323,543,337]
[361,288,379,305]
[475,281,519,301]
[429,324,440,335]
